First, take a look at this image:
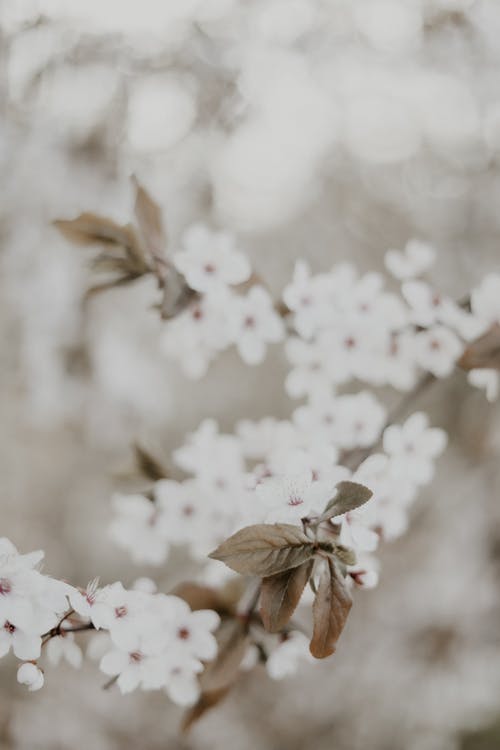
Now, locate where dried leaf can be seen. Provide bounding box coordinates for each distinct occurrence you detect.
[84,274,143,300]
[309,559,352,659]
[320,481,373,522]
[181,686,231,733]
[458,324,500,371]
[333,544,357,567]
[200,618,249,693]
[172,583,233,617]
[260,559,313,633]
[209,523,315,577]
[133,444,168,481]
[133,177,166,273]
[54,213,141,255]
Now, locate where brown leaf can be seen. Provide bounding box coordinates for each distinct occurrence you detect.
[132,177,166,274]
[333,544,357,567]
[260,559,313,633]
[320,481,373,522]
[54,213,138,248]
[458,323,500,371]
[309,559,352,659]
[133,444,168,481]
[200,618,249,693]
[181,686,231,733]
[209,523,315,577]
[172,583,234,617]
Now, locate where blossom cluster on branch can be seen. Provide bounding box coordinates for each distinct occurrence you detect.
[2,183,498,728]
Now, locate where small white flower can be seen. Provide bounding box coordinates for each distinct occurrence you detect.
[109,494,169,566]
[160,294,232,379]
[285,335,336,399]
[236,418,299,460]
[467,369,499,402]
[282,261,333,338]
[173,223,251,294]
[470,272,500,328]
[413,325,463,377]
[164,657,203,706]
[401,280,460,329]
[385,240,436,280]
[266,632,313,679]
[162,598,220,662]
[17,662,44,691]
[255,472,337,522]
[228,286,284,365]
[0,620,41,660]
[383,412,447,486]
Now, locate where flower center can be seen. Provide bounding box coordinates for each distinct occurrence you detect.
[115,606,128,619]
[344,336,356,349]
[244,315,256,329]
[204,263,216,274]
[0,579,12,595]
[177,627,190,640]
[129,651,143,663]
[182,505,194,517]
[288,495,304,507]
[4,621,15,634]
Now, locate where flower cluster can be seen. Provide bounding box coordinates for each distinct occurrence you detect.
[160,224,284,376]
[160,227,500,408]
[111,405,447,619]
[0,539,219,706]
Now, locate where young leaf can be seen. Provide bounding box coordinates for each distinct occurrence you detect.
[333,544,357,567]
[133,444,168,481]
[320,481,373,522]
[133,177,166,272]
[54,213,139,252]
[209,523,315,577]
[458,324,500,371]
[309,559,352,659]
[260,559,313,633]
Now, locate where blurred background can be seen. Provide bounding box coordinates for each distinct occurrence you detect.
[1,0,500,748]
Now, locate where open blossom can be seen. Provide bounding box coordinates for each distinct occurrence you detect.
[413,325,463,377]
[383,412,447,485]
[0,538,73,645]
[109,494,170,565]
[282,261,333,338]
[255,472,339,522]
[468,369,499,402]
[293,392,386,450]
[470,272,500,328]
[160,294,232,379]
[172,223,251,293]
[99,593,219,702]
[228,286,284,365]
[266,632,314,680]
[285,335,336,398]
[385,240,436,280]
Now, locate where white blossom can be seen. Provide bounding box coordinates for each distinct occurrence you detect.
[17,662,44,691]
[173,223,251,294]
[228,286,285,365]
[385,240,436,280]
[413,326,463,377]
[467,369,499,402]
[266,632,313,679]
